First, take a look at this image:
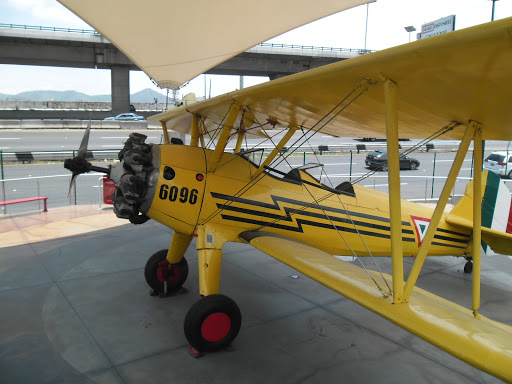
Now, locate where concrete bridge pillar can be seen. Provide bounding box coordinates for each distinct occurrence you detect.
[111,66,130,115]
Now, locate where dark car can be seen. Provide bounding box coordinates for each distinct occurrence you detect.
[365,149,420,171]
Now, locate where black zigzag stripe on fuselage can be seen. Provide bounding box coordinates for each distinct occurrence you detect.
[220,214,416,241]
[212,192,415,241]
[216,203,412,234]
[211,192,412,226]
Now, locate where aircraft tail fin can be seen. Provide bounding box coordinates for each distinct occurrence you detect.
[446,171,512,255]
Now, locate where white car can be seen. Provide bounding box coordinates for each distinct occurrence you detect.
[483,151,512,178]
[104,113,145,121]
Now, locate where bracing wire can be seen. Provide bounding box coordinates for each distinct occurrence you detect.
[301,183,392,296]
[197,82,461,296]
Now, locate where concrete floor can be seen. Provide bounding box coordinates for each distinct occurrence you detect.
[0,206,510,384]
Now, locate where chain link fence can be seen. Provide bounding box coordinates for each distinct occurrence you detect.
[0,150,118,215]
[2,147,510,216]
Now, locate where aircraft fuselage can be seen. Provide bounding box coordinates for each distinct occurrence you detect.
[143,144,471,258]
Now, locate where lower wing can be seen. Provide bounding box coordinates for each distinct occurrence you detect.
[240,230,512,382]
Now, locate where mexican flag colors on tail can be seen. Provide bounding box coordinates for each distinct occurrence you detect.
[446,171,512,255]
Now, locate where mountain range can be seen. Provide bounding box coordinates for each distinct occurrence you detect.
[0,88,171,103]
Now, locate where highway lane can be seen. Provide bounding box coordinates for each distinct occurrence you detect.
[0,129,383,152]
[1,128,510,153]
[0,129,164,152]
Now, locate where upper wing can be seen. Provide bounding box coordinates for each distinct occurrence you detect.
[57,0,369,89]
[151,17,512,140]
[240,230,512,382]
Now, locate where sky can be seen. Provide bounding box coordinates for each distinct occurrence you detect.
[1,0,512,100]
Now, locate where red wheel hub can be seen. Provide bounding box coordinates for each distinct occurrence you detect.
[156,260,179,283]
[201,313,231,342]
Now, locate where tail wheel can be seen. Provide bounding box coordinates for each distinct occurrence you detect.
[184,294,242,352]
[144,249,188,293]
[464,261,473,274]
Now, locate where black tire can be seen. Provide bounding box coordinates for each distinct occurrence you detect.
[410,162,417,170]
[381,163,388,171]
[184,294,242,352]
[464,261,473,274]
[508,170,512,179]
[144,249,188,293]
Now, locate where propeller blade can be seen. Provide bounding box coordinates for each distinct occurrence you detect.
[77,121,91,158]
[64,122,109,195]
[68,173,79,196]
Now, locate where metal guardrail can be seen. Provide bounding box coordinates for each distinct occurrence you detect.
[0,23,373,54]
[257,42,376,54]
[0,150,120,163]
[0,23,99,35]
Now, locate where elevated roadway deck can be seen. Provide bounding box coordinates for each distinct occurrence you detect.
[0,24,371,119]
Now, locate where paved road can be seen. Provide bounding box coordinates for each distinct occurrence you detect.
[3,128,510,153]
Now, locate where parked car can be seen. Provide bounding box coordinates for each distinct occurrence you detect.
[483,151,512,178]
[365,149,420,171]
[104,113,145,121]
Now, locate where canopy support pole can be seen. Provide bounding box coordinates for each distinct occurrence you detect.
[403,121,477,302]
[208,104,241,172]
[472,125,483,316]
[383,79,404,304]
[252,125,298,179]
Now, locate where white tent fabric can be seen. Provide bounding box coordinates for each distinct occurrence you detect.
[58,0,370,89]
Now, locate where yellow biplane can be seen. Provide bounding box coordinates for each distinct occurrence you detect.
[60,0,512,381]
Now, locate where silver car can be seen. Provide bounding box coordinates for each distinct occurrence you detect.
[104,113,145,121]
[483,151,512,178]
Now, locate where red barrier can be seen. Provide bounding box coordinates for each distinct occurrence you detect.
[103,176,116,204]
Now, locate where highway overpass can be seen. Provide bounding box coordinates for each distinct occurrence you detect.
[0,24,373,119]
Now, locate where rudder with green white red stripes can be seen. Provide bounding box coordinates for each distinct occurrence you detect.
[481,171,512,251]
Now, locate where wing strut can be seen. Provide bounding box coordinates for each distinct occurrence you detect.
[161,122,170,144]
[252,125,299,179]
[190,114,200,147]
[472,125,483,315]
[208,104,241,172]
[383,79,404,304]
[402,121,480,303]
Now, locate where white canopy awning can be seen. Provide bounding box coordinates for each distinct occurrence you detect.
[58,0,371,89]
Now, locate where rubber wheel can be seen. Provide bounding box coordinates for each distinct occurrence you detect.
[410,163,417,170]
[381,164,388,171]
[508,170,512,179]
[144,249,188,293]
[464,261,473,274]
[184,294,242,352]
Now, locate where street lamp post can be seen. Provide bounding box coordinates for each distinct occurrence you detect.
[490,0,499,21]
[404,26,416,42]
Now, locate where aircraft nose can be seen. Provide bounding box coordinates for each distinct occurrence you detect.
[111,133,156,223]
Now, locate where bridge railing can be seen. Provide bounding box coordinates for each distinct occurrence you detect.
[0,23,374,54]
[257,42,376,54]
[0,23,99,35]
